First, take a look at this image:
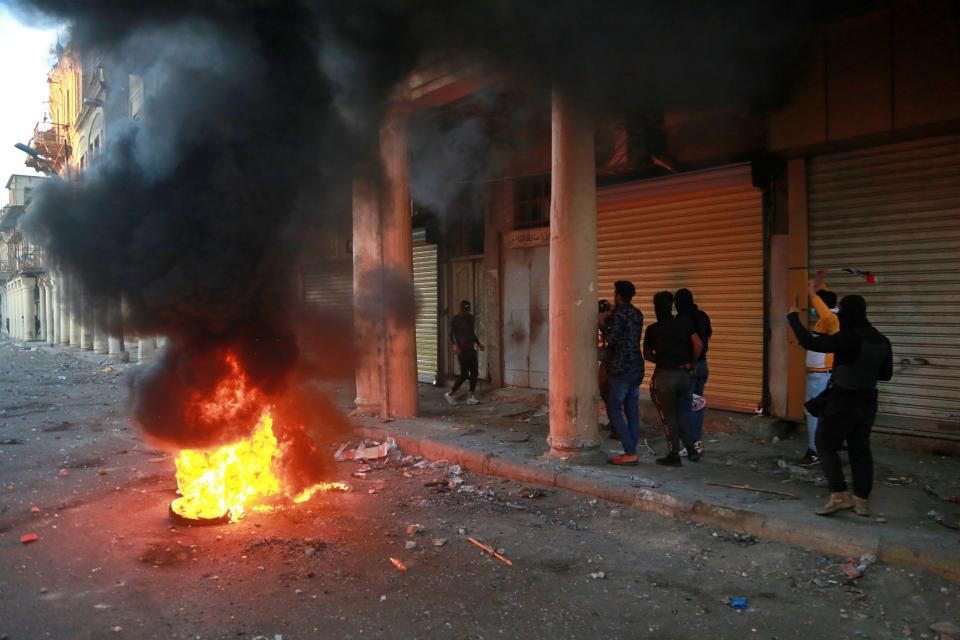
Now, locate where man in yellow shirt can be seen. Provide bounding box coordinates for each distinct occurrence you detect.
[800,274,840,466]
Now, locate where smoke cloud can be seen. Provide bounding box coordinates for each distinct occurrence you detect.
[13,0,842,459]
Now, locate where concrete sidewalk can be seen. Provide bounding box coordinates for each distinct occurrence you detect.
[342,384,960,583]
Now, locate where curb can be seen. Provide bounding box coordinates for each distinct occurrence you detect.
[357,424,960,584]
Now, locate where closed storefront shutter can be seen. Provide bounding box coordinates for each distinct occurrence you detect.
[303,260,353,312]
[597,164,764,412]
[808,134,960,441]
[413,232,439,383]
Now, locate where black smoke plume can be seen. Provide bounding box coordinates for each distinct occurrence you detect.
[15,0,845,456]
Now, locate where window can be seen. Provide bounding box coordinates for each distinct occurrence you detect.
[514,176,551,229]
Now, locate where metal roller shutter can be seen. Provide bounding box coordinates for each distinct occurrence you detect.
[303,260,353,311]
[597,164,764,412]
[413,232,439,384]
[808,134,960,441]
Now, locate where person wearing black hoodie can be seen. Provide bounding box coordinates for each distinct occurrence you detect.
[787,295,893,516]
[644,291,703,466]
[675,288,712,457]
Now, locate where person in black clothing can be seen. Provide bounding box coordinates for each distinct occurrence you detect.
[643,291,703,467]
[445,300,485,405]
[788,294,892,516]
[675,288,712,457]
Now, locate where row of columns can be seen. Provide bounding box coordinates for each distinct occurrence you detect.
[2,268,161,365]
[352,93,602,462]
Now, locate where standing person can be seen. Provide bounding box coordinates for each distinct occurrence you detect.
[788,295,892,516]
[674,288,712,457]
[601,281,645,465]
[643,291,703,467]
[799,273,840,466]
[445,300,485,405]
[597,299,612,432]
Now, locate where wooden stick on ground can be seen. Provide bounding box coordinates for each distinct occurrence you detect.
[704,481,797,498]
[467,536,514,566]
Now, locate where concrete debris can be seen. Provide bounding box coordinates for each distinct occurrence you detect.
[589,571,606,579]
[405,540,417,550]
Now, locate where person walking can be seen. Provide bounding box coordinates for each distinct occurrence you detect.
[643,291,703,467]
[788,295,892,516]
[674,288,711,457]
[799,273,841,466]
[601,281,645,465]
[445,300,485,405]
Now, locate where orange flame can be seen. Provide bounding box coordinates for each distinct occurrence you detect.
[170,354,347,522]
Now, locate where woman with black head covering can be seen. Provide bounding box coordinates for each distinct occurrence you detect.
[787,295,893,516]
[674,288,712,457]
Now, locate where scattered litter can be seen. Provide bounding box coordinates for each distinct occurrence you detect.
[99,366,116,374]
[705,481,796,498]
[93,603,112,610]
[841,554,877,581]
[406,523,425,536]
[874,516,887,524]
[388,557,408,572]
[927,510,960,530]
[112,626,123,633]
[147,457,167,464]
[20,533,39,544]
[467,536,513,566]
[930,621,960,639]
[96,469,108,476]
[404,540,417,550]
[727,596,749,611]
[379,595,387,603]
[57,468,70,478]
[431,537,448,547]
[589,571,606,580]
[30,506,40,514]
[335,438,397,462]
[628,475,659,488]
[924,485,960,504]
[0,438,25,445]
[457,527,468,536]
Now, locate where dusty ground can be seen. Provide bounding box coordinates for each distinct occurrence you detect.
[0,337,957,640]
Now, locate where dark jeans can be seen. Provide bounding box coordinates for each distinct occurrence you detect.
[677,358,708,442]
[451,350,479,393]
[606,368,643,454]
[815,388,877,499]
[652,368,696,456]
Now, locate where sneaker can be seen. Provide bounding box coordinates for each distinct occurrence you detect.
[799,449,820,467]
[852,495,870,517]
[444,392,457,406]
[466,395,480,405]
[678,447,688,457]
[693,440,705,456]
[608,454,639,466]
[816,492,854,516]
[655,454,683,467]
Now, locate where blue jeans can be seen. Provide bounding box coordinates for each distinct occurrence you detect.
[606,368,644,455]
[805,371,831,452]
[677,358,709,442]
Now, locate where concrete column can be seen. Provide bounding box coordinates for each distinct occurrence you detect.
[352,166,385,416]
[38,280,48,342]
[22,277,37,343]
[49,280,59,346]
[106,297,129,361]
[92,299,108,354]
[59,271,71,345]
[379,112,418,419]
[70,287,82,348]
[138,336,156,362]
[80,290,94,350]
[545,90,603,463]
